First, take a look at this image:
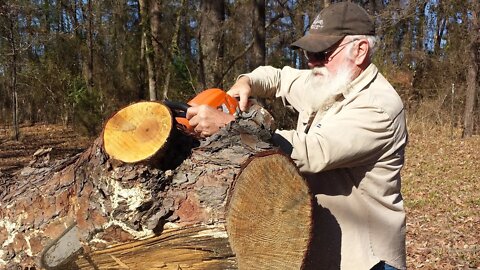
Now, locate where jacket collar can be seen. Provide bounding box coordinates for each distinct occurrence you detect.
[341,63,378,99]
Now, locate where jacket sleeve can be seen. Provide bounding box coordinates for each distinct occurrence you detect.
[240,66,310,109]
[273,105,398,173]
[239,66,281,98]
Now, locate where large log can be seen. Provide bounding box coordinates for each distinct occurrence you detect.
[0,102,313,270]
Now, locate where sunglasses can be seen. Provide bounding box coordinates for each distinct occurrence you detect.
[303,39,358,63]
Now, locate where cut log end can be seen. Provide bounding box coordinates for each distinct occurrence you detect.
[226,153,313,270]
[103,101,173,163]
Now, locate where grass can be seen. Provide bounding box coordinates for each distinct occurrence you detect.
[403,114,480,269]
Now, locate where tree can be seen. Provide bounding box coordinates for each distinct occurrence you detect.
[160,0,187,100]
[139,0,157,101]
[463,0,479,137]
[149,0,164,99]
[85,0,95,92]
[198,0,225,88]
[0,4,20,140]
[252,0,266,67]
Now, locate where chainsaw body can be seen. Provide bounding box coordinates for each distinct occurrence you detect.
[168,88,238,132]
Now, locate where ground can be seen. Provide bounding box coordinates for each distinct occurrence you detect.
[0,123,91,174]
[403,124,480,269]
[0,123,479,269]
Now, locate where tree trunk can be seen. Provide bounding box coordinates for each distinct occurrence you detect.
[0,103,314,269]
[136,0,147,100]
[252,0,266,68]
[139,0,157,101]
[7,10,19,141]
[150,0,165,99]
[74,225,236,269]
[199,0,225,89]
[463,1,479,137]
[161,0,186,100]
[85,0,94,92]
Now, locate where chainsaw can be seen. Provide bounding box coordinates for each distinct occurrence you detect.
[163,88,239,133]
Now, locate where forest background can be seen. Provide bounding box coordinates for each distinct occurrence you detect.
[0,1,479,269]
[0,0,478,138]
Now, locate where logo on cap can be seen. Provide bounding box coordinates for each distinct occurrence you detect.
[311,15,324,30]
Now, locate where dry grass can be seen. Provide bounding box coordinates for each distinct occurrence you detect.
[404,112,480,269]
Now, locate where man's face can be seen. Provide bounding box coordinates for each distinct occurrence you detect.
[305,59,354,111]
[308,40,357,95]
[305,38,357,77]
[303,41,357,110]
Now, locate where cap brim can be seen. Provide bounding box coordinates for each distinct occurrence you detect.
[290,34,344,52]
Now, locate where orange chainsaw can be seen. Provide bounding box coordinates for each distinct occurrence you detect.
[163,88,239,132]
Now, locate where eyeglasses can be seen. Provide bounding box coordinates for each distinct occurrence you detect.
[304,39,358,63]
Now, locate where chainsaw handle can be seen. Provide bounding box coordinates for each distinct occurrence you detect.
[163,100,191,118]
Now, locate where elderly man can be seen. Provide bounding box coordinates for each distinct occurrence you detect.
[187,2,407,270]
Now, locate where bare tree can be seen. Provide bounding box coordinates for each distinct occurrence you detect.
[161,0,187,99]
[198,0,225,88]
[463,0,479,137]
[150,0,163,99]
[252,0,266,67]
[85,0,94,92]
[139,0,157,101]
[0,5,20,140]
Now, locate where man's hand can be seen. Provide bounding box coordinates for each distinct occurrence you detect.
[186,105,235,137]
[227,76,252,112]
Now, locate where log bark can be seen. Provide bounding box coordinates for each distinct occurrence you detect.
[0,104,313,270]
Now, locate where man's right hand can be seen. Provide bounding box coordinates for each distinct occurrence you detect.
[227,76,252,112]
[186,105,235,138]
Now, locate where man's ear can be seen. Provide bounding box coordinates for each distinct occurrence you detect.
[354,39,370,66]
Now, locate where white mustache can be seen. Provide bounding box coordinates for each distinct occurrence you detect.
[311,67,329,77]
[305,63,355,111]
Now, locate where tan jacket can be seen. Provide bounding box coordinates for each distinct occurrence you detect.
[243,64,407,270]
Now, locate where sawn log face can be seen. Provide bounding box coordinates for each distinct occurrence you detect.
[226,153,313,270]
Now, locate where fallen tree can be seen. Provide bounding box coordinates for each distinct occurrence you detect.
[0,102,313,270]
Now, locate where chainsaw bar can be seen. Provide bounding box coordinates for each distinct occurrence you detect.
[40,222,84,269]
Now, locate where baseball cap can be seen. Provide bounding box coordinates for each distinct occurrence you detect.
[291,2,375,53]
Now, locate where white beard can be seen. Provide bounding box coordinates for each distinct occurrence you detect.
[304,62,355,112]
